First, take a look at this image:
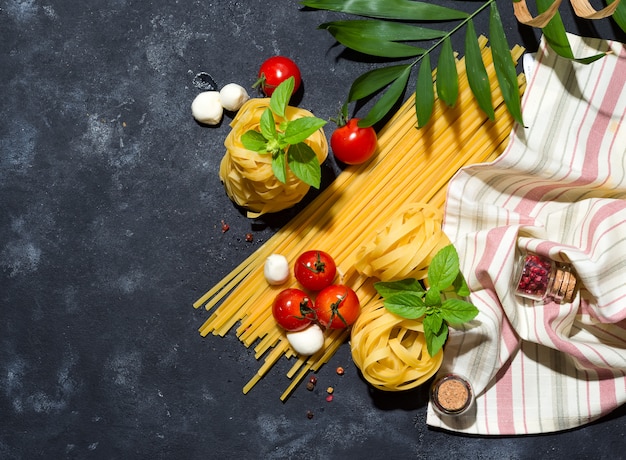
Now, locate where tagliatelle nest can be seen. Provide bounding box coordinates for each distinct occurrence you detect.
[219,97,328,218]
[354,202,450,281]
[351,301,443,391]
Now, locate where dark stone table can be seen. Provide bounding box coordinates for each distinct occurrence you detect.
[1,1,624,458]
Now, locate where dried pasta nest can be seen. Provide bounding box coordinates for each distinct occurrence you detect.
[351,301,443,391]
[354,202,450,281]
[220,98,328,218]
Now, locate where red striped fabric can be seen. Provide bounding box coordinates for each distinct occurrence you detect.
[426,34,626,435]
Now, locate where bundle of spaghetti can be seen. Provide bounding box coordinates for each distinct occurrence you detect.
[350,301,444,391]
[354,202,450,282]
[220,98,329,218]
[194,38,526,400]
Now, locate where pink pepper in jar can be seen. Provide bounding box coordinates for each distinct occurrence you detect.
[514,252,578,303]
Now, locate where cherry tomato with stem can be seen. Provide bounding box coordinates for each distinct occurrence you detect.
[314,284,360,330]
[330,117,378,165]
[294,250,337,291]
[253,56,301,97]
[272,288,315,332]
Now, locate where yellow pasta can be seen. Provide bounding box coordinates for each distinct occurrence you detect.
[194,40,527,400]
[354,202,450,281]
[220,98,329,218]
[351,301,443,391]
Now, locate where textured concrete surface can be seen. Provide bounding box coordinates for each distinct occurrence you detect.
[1,0,624,458]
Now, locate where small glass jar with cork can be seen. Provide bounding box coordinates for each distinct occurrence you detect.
[430,373,475,416]
[513,252,578,303]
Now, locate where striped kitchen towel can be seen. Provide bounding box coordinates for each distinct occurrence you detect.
[427,33,626,435]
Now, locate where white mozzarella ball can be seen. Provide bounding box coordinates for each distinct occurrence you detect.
[191,91,223,125]
[264,254,290,285]
[286,324,325,356]
[219,83,250,111]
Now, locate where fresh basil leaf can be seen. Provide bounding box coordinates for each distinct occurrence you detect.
[300,0,468,21]
[440,298,479,325]
[374,279,425,298]
[465,19,495,120]
[270,77,294,118]
[287,142,321,188]
[437,37,458,107]
[358,65,412,127]
[283,117,327,144]
[241,130,268,152]
[348,64,413,102]
[424,288,442,307]
[260,108,277,140]
[384,293,427,320]
[415,54,434,128]
[322,27,425,58]
[272,149,288,183]
[489,3,524,126]
[423,314,448,357]
[319,19,446,42]
[453,271,471,296]
[427,244,459,291]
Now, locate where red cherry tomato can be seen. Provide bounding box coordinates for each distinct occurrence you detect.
[314,285,360,330]
[272,288,315,331]
[330,118,377,165]
[294,250,337,291]
[256,56,301,96]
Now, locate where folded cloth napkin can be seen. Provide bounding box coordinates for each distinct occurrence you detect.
[427,34,626,435]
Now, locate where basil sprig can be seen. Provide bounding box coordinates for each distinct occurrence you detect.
[240,77,327,188]
[374,244,478,357]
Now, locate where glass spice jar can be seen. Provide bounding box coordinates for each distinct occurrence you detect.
[513,252,578,303]
[430,373,475,417]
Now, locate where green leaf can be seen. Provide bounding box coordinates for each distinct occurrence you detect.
[489,3,524,126]
[453,271,470,297]
[241,130,268,152]
[427,244,459,291]
[436,37,458,107]
[607,0,626,34]
[415,54,434,128]
[383,293,427,319]
[270,77,294,118]
[322,27,425,58]
[283,117,327,145]
[272,149,288,183]
[319,19,446,42]
[375,278,425,298]
[348,64,412,102]
[424,287,442,307]
[536,0,607,64]
[259,108,277,140]
[358,65,412,127]
[286,142,322,188]
[440,298,479,325]
[423,314,448,357]
[464,19,494,120]
[300,0,468,21]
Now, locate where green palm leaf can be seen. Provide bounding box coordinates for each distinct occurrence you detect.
[436,37,458,107]
[536,0,606,64]
[465,19,494,120]
[607,0,626,33]
[300,0,468,21]
[358,65,412,127]
[348,65,413,102]
[415,54,435,128]
[489,3,523,126]
[321,27,426,58]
